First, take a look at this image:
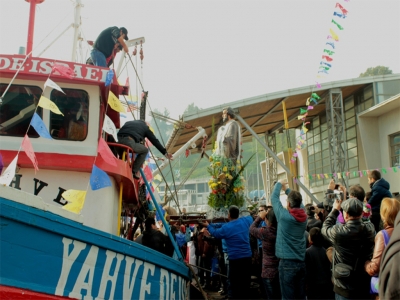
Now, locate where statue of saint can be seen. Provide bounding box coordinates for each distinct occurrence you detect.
[215,107,241,165]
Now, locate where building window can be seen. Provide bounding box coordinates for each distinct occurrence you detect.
[355,84,374,113]
[49,89,89,141]
[0,84,43,137]
[390,132,400,167]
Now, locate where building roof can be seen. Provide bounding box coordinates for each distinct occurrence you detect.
[167,74,400,154]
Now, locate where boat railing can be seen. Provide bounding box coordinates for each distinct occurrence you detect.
[106,142,134,167]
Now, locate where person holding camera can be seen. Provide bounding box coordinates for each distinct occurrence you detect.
[321,186,375,300]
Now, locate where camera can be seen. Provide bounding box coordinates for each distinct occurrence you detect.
[324,190,343,210]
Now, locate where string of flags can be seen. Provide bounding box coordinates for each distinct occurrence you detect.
[0,63,131,214]
[290,0,349,164]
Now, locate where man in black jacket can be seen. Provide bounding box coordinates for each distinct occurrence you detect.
[367,170,392,232]
[117,120,173,179]
[321,189,375,300]
[141,216,173,257]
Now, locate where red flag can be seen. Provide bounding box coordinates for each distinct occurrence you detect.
[52,63,75,79]
[22,134,39,173]
[98,137,117,166]
[125,77,130,86]
[322,55,333,62]
[335,3,348,15]
[143,165,153,181]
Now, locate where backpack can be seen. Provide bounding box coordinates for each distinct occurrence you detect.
[370,229,390,294]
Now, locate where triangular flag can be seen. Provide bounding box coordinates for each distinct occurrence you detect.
[44,78,65,94]
[300,108,308,114]
[22,135,39,173]
[393,167,398,173]
[98,137,117,166]
[125,77,130,87]
[90,165,112,190]
[105,69,114,87]
[107,91,125,113]
[0,154,18,186]
[337,172,342,179]
[30,113,53,139]
[38,96,64,115]
[52,63,75,79]
[62,190,87,214]
[335,3,348,15]
[382,168,387,174]
[329,28,339,41]
[102,115,118,142]
[331,19,344,30]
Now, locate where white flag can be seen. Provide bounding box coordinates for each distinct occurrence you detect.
[103,115,118,142]
[0,155,18,186]
[44,78,65,94]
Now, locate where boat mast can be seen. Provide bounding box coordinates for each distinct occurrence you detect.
[71,0,83,62]
[26,0,45,55]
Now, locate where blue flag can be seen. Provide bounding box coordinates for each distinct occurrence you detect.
[105,69,114,87]
[90,165,112,190]
[30,113,53,139]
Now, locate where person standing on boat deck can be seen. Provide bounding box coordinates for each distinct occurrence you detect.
[91,27,129,67]
[117,120,173,179]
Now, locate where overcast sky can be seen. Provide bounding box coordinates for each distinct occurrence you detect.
[1,0,399,119]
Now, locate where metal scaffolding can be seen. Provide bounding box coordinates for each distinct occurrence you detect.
[265,132,277,202]
[325,88,349,187]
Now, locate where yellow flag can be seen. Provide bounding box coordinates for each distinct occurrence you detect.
[127,94,138,100]
[324,174,329,179]
[62,190,86,214]
[108,91,125,113]
[38,96,64,115]
[302,126,309,133]
[317,174,320,179]
[329,28,339,41]
[154,174,162,181]
[306,98,310,105]
[337,172,342,179]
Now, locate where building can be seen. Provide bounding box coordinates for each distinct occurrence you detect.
[168,74,400,204]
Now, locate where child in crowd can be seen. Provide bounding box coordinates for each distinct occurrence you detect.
[305,228,334,300]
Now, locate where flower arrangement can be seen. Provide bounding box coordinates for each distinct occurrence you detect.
[207,153,254,209]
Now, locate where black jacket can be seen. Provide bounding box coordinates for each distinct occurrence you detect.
[321,209,375,299]
[142,229,173,257]
[368,178,392,213]
[118,120,167,155]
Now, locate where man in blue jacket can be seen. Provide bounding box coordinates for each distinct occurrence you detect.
[203,205,253,299]
[368,170,392,232]
[272,180,307,300]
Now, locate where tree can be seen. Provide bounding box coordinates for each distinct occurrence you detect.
[359,66,393,77]
[183,103,201,116]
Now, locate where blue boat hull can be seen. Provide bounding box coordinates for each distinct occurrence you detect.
[0,192,191,299]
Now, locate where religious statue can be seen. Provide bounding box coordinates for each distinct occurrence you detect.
[207,107,249,210]
[214,107,242,165]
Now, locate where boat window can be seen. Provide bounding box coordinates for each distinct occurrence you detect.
[0,84,43,137]
[49,89,89,141]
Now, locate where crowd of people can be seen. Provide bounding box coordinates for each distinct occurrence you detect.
[133,170,399,300]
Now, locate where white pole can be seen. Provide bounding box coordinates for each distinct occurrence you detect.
[152,127,207,177]
[71,0,83,62]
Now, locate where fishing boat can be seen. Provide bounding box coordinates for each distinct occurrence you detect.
[0,1,195,299]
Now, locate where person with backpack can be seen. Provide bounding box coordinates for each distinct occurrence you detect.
[365,197,400,299]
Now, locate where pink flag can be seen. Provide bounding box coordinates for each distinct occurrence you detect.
[52,63,75,79]
[98,137,117,166]
[125,77,130,86]
[22,134,39,173]
[315,82,321,88]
